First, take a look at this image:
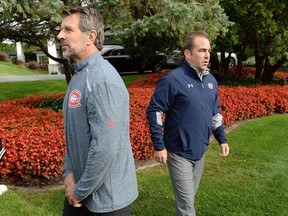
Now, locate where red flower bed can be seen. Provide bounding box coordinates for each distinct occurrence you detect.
[0,97,65,185]
[219,85,288,125]
[1,71,288,185]
[229,67,288,80]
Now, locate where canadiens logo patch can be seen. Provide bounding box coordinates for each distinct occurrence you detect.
[69,90,81,108]
[207,83,214,89]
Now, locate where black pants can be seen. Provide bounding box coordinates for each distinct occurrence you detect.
[62,198,131,216]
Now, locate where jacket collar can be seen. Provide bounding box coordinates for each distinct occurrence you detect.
[181,59,210,80]
[71,51,101,74]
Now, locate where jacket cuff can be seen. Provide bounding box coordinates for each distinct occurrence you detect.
[154,145,166,151]
[212,125,228,144]
[62,169,72,178]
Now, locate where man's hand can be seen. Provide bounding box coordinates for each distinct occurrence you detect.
[64,173,82,207]
[220,143,230,156]
[154,149,167,164]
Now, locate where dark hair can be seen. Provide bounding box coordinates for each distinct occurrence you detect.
[62,6,105,50]
[182,31,209,54]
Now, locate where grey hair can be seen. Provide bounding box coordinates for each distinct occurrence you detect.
[182,31,209,54]
[62,6,105,50]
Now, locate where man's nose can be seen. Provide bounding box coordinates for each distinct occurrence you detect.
[57,30,64,41]
[204,52,210,58]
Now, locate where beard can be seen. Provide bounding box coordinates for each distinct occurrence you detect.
[61,37,86,59]
[62,46,85,59]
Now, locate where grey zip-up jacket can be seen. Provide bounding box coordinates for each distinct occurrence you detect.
[62,51,138,213]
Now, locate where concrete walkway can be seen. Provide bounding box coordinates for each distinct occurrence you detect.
[0,74,66,83]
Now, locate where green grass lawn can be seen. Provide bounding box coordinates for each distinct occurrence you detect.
[1,115,287,215]
[0,74,146,101]
[0,80,67,101]
[0,61,48,76]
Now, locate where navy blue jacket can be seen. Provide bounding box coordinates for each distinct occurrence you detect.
[146,60,227,160]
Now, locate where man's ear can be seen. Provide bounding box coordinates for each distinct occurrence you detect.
[184,49,191,60]
[87,30,97,46]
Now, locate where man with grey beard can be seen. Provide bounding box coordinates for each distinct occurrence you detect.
[57,6,138,216]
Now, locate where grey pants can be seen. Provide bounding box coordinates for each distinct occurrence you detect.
[167,152,205,216]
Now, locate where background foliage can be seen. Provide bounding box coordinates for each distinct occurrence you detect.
[1,0,287,83]
[0,0,231,82]
[216,0,288,82]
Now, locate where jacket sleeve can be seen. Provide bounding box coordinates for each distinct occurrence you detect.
[74,83,126,201]
[211,83,228,144]
[146,75,175,151]
[212,115,227,144]
[62,154,72,177]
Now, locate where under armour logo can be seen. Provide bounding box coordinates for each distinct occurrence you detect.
[188,84,194,88]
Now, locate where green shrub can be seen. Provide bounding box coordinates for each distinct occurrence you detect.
[218,74,261,86]
[26,61,41,70]
[37,96,64,112]
[0,52,10,62]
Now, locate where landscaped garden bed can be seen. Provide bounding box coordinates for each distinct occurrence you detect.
[0,68,288,186]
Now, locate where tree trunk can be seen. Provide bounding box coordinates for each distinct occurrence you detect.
[40,46,73,84]
[222,53,230,80]
[236,44,247,77]
[214,52,230,82]
[61,59,73,84]
[254,55,264,81]
[209,54,221,79]
[262,59,285,83]
[253,38,265,81]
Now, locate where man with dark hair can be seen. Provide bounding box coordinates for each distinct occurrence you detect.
[147,31,230,216]
[57,6,138,216]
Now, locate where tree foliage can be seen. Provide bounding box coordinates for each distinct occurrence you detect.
[217,0,288,83]
[0,0,74,82]
[0,0,63,47]
[95,0,232,65]
[0,0,232,82]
